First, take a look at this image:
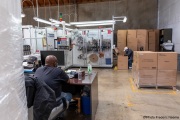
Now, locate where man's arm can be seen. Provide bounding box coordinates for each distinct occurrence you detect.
[59,70,69,83]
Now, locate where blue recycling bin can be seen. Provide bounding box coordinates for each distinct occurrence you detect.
[81,96,91,115]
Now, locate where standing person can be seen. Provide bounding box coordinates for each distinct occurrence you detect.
[124,47,133,69]
[34,55,72,105]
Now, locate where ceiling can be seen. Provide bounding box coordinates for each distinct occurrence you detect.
[22,0,118,8]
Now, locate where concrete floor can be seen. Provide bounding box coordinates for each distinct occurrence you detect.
[94,69,180,120]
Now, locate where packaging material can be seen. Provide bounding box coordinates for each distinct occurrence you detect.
[127,38,138,51]
[136,70,157,86]
[158,52,177,70]
[118,56,128,70]
[127,30,137,38]
[157,70,177,86]
[136,52,157,70]
[0,0,28,120]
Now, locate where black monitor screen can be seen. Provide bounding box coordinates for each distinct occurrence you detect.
[40,51,65,66]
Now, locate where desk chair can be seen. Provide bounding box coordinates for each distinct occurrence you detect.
[25,76,69,120]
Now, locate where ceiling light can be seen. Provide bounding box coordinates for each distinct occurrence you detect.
[33,17,52,25]
[113,16,127,23]
[76,23,115,27]
[66,28,73,31]
[123,17,127,23]
[70,20,115,25]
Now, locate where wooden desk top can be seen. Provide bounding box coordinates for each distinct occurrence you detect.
[69,72,97,85]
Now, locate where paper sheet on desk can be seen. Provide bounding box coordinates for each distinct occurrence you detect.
[65,69,76,74]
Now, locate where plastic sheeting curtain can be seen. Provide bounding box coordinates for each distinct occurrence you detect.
[0,0,28,120]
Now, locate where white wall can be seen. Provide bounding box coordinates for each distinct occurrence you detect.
[158,0,180,53]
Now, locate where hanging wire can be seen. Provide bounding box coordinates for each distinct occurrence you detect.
[22,0,36,17]
[44,0,46,20]
[47,0,52,18]
[58,0,59,19]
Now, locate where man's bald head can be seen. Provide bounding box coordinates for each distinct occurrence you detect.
[45,55,58,67]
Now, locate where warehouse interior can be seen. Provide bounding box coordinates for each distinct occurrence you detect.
[1,0,180,120]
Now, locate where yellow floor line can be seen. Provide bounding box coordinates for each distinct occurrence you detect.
[126,95,134,107]
[129,78,176,95]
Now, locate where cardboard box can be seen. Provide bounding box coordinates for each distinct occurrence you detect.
[117,42,126,55]
[117,30,127,38]
[136,70,157,86]
[136,52,157,70]
[148,32,156,44]
[117,36,126,43]
[127,30,136,38]
[157,70,177,86]
[132,63,137,79]
[137,42,148,51]
[137,30,148,38]
[127,39,137,51]
[117,30,127,43]
[155,30,160,51]
[118,56,128,70]
[149,43,156,51]
[158,52,177,70]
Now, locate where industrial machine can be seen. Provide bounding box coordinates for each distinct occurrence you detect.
[72,28,113,67]
[22,26,113,68]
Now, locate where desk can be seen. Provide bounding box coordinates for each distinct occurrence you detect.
[68,72,98,120]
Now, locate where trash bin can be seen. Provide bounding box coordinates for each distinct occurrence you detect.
[81,96,91,115]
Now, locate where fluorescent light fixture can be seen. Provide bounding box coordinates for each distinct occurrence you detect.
[70,20,115,25]
[76,23,115,27]
[22,25,33,28]
[66,28,73,31]
[33,17,52,25]
[113,16,127,23]
[113,16,126,19]
[49,18,71,26]
[123,17,127,23]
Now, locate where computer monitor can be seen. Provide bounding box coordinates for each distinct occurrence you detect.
[40,51,65,66]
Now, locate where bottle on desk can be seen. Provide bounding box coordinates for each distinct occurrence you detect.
[78,67,82,80]
[87,63,92,75]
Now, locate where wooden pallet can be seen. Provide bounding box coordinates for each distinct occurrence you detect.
[136,84,176,90]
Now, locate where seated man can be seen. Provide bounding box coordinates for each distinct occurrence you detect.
[124,47,133,69]
[34,55,72,106]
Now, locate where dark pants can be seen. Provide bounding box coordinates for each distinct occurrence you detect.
[128,59,133,68]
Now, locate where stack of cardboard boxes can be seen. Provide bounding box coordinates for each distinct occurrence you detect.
[117,29,159,52]
[132,51,177,88]
[157,52,177,87]
[127,30,137,51]
[133,51,157,87]
[117,30,127,55]
[117,29,160,71]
